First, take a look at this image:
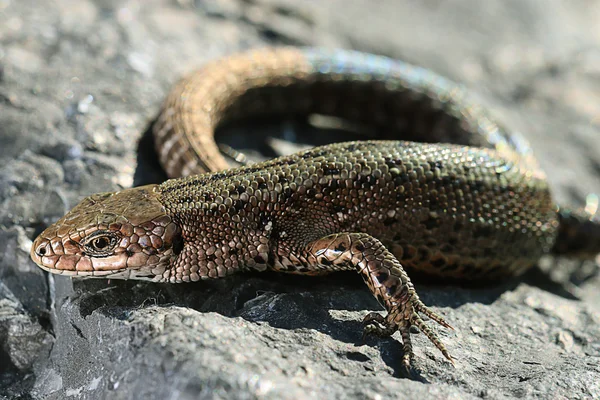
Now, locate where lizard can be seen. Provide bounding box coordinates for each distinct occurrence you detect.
[29,47,600,370]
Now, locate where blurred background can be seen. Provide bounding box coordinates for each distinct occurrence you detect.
[1,1,599,399]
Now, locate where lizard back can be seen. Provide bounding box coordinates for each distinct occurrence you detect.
[157,139,558,282]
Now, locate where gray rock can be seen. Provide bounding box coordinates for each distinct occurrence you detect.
[1,0,599,399]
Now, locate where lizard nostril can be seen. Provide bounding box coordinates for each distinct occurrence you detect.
[36,244,47,256]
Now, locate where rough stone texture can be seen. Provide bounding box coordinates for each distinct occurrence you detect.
[1,0,599,399]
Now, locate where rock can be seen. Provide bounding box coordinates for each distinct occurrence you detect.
[1,0,599,399]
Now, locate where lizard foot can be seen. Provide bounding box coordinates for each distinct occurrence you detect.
[306,232,455,368]
[363,303,455,370]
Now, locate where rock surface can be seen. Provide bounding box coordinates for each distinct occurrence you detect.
[1,0,599,399]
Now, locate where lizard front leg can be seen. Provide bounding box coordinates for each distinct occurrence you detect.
[303,232,455,369]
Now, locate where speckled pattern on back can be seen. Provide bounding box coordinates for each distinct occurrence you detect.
[158,140,556,282]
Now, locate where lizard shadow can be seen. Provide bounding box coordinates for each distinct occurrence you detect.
[73,269,523,380]
[133,115,383,187]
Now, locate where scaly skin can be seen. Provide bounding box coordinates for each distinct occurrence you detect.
[30,48,600,369]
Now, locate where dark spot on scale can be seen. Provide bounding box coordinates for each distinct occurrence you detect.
[206,254,216,262]
[254,255,265,264]
[259,215,271,228]
[172,233,184,255]
[335,243,347,252]
[332,204,345,213]
[302,150,325,159]
[471,180,487,192]
[358,175,377,188]
[208,173,226,181]
[181,196,195,204]
[319,258,332,266]
[442,176,453,185]
[428,197,439,208]
[229,248,238,255]
[375,271,389,283]
[385,282,400,296]
[258,182,267,189]
[354,243,364,252]
[384,158,399,169]
[428,160,443,170]
[323,166,340,175]
[383,217,396,227]
[162,180,207,194]
[236,185,246,194]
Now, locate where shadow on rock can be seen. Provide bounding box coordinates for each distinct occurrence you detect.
[68,269,522,381]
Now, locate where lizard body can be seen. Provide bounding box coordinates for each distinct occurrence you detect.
[30,48,600,368]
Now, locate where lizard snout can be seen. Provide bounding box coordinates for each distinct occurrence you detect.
[30,236,57,270]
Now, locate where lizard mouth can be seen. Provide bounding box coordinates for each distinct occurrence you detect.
[34,262,124,277]
[31,235,127,277]
[33,257,158,280]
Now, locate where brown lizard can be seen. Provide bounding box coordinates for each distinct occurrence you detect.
[30,48,600,369]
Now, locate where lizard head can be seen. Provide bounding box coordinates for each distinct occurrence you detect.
[30,185,182,281]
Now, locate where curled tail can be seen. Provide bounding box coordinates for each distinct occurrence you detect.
[552,195,600,259]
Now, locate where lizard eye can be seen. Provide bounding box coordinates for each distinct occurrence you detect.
[83,232,118,256]
[92,236,110,250]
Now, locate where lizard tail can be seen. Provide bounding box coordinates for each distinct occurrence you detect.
[552,195,600,259]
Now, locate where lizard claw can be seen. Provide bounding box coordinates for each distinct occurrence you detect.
[361,298,454,367]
